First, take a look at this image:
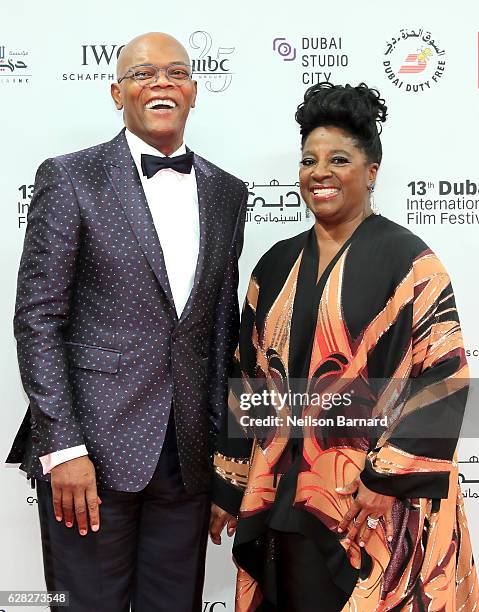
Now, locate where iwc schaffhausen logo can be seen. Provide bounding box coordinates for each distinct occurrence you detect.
[382,28,446,93]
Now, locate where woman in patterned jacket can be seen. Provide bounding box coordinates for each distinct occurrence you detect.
[210,82,478,611]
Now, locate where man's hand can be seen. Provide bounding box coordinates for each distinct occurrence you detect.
[50,456,101,536]
[209,503,237,545]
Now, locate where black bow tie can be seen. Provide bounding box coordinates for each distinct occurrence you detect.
[141,151,194,178]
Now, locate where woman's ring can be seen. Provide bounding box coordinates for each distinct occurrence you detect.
[366,515,380,529]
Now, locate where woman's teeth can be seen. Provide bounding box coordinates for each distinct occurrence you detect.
[312,188,339,197]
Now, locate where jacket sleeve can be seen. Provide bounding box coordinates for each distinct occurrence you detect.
[14,158,86,457]
[360,253,468,499]
[208,184,248,432]
[212,266,260,516]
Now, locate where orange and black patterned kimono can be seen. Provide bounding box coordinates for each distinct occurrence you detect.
[212,214,478,611]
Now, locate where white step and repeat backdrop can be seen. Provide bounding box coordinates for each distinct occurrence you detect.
[2,1,479,610]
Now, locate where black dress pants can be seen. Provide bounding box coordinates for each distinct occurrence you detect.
[36,413,211,612]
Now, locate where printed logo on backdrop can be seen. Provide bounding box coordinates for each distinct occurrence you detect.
[17,183,33,229]
[273,38,297,61]
[245,179,312,226]
[63,44,123,82]
[404,180,479,226]
[63,33,234,91]
[459,456,479,501]
[383,28,446,93]
[272,36,349,85]
[203,603,226,611]
[188,31,234,93]
[16,178,313,229]
[0,45,30,84]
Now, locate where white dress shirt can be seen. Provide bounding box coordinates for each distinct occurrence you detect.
[39,129,200,474]
[126,129,200,316]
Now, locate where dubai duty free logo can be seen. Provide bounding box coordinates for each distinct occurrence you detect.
[382,28,446,93]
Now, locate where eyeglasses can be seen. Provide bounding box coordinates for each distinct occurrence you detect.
[117,63,193,86]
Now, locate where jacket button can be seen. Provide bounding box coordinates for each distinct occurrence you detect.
[31,434,40,444]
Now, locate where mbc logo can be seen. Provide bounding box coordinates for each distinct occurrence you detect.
[203,603,226,611]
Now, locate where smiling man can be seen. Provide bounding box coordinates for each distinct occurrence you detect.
[6,32,247,611]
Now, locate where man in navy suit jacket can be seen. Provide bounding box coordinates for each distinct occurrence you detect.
[6,32,247,611]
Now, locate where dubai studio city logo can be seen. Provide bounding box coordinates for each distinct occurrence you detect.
[0,44,30,84]
[382,28,446,93]
[273,37,297,61]
[272,35,350,85]
[188,31,235,93]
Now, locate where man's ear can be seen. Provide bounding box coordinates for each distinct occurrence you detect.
[191,80,198,109]
[111,83,123,110]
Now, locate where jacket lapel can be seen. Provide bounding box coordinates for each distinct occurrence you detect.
[178,153,215,324]
[103,130,177,316]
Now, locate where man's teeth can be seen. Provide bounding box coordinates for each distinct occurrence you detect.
[312,188,339,196]
[145,99,177,109]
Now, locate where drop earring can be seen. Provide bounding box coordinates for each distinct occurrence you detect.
[368,183,378,214]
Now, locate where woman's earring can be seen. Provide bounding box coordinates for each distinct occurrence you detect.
[368,183,378,214]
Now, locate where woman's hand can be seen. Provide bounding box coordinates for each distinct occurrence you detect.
[209,503,238,545]
[336,478,394,548]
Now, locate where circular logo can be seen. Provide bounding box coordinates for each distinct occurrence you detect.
[382,28,446,93]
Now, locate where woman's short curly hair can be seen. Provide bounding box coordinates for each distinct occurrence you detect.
[295,82,388,164]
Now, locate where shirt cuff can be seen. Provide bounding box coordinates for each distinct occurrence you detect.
[39,445,89,475]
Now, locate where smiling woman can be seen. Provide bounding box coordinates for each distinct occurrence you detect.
[211,83,479,611]
[297,82,385,228]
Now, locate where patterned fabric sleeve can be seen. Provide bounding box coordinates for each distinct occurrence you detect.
[14,159,86,456]
[360,251,468,499]
[212,271,259,516]
[208,185,248,434]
